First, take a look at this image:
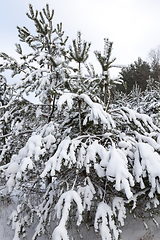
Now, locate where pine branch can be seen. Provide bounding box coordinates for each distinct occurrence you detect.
[0,129,33,139]
[26,4,38,20]
[39,11,45,24]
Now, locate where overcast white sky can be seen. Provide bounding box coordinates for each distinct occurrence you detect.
[1,0,160,78]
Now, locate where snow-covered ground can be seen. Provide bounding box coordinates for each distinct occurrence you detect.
[1,199,160,240]
[121,213,160,240]
[0,199,16,240]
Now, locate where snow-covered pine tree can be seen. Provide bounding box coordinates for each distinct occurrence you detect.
[94,38,117,110]
[68,31,91,135]
[69,31,91,73]
[0,3,69,168]
[0,4,71,237]
[0,4,160,240]
[0,75,9,164]
[113,77,160,127]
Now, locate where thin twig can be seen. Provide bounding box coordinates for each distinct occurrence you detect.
[0,130,33,139]
[72,172,78,190]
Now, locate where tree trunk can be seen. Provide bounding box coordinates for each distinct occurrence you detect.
[78,99,82,135]
[106,88,111,112]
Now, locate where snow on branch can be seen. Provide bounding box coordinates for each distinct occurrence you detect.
[134,142,160,198]
[52,224,69,240]
[15,69,49,90]
[85,140,134,199]
[134,131,160,151]
[85,140,109,176]
[57,91,78,111]
[42,136,135,199]
[77,177,96,211]
[94,201,120,240]
[55,190,83,226]
[106,146,134,199]
[19,134,44,161]
[41,137,70,177]
[0,130,33,139]
[0,104,9,110]
[16,157,34,180]
[112,197,126,226]
[5,134,44,192]
[43,134,56,149]
[56,92,115,128]
[41,137,81,177]
[80,93,115,128]
[52,190,83,239]
[9,211,21,240]
[121,107,159,132]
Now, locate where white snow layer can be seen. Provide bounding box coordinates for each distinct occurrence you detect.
[52,190,83,240]
[78,177,96,211]
[85,140,134,199]
[134,142,160,197]
[57,92,77,111]
[56,92,115,128]
[5,134,45,192]
[94,201,120,240]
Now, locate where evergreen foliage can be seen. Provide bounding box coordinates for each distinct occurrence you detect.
[148,46,160,82]
[94,39,118,109]
[119,57,151,93]
[69,31,91,72]
[0,4,160,240]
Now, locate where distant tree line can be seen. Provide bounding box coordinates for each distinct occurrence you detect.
[118,46,160,93]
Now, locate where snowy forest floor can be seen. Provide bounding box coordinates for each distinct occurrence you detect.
[1,197,160,240]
